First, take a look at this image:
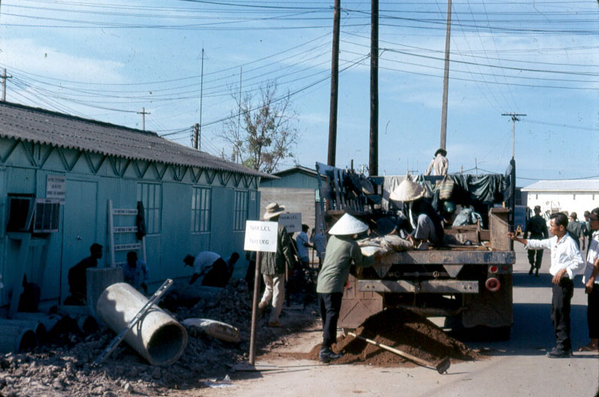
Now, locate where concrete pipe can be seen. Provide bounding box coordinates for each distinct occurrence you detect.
[13,312,60,335]
[96,282,187,366]
[0,325,36,353]
[0,319,46,343]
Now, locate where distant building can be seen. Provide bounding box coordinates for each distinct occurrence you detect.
[259,165,322,232]
[521,180,599,217]
[0,101,272,309]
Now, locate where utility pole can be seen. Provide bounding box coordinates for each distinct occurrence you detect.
[439,0,452,150]
[327,0,341,167]
[1,68,10,102]
[193,123,200,150]
[197,48,205,150]
[501,113,526,159]
[369,0,379,177]
[137,107,150,131]
[501,112,524,234]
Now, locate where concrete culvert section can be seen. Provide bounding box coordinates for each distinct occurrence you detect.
[97,283,188,366]
[0,325,37,353]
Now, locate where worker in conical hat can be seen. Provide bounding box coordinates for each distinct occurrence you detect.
[316,213,378,363]
[389,178,444,250]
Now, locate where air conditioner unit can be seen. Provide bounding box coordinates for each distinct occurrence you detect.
[33,199,60,233]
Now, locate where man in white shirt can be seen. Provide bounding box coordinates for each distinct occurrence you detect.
[424,148,448,176]
[579,208,599,351]
[508,212,584,358]
[183,251,228,287]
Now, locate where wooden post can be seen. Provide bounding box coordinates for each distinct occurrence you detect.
[327,0,341,167]
[249,251,261,365]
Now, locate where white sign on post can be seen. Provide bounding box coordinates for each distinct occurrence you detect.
[244,221,278,253]
[278,213,302,234]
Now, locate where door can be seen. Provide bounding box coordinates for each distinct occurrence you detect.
[61,180,98,303]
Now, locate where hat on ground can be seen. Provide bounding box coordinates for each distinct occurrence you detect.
[589,208,599,221]
[389,178,425,202]
[435,148,447,157]
[328,213,368,236]
[263,202,286,220]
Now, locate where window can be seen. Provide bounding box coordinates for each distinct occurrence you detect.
[191,186,211,233]
[233,190,248,231]
[137,183,162,234]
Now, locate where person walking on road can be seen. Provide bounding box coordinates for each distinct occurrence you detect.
[508,212,584,358]
[316,214,378,363]
[579,207,599,352]
[524,205,549,276]
[258,202,296,327]
[567,212,586,250]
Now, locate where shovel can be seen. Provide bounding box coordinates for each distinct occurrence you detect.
[348,332,450,374]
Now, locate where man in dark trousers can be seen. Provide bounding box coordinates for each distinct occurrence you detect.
[524,206,548,276]
[64,243,103,306]
[508,213,584,358]
[316,214,377,363]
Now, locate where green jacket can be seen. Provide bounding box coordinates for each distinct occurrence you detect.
[316,235,373,294]
[259,225,295,275]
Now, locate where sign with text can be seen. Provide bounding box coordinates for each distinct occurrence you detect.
[46,175,66,204]
[278,213,301,234]
[244,221,278,253]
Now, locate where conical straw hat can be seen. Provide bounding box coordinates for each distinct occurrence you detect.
[328,213,368,236]
[389,178,425,202]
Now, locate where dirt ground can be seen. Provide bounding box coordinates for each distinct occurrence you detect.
[0,279,480,397]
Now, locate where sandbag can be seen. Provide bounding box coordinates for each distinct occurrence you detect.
[182,318,241,343]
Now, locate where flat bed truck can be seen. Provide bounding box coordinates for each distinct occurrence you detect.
[316,162,516,338]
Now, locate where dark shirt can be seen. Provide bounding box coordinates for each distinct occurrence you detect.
[68,256,98,298]
[566,220,584,240]
[525,215,548,239]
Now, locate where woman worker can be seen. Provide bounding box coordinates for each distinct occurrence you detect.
[316,213,378,363]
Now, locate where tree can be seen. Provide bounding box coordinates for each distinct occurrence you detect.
[219,81,299,174]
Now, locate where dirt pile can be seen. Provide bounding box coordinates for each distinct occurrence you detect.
[0,279,317,397]
[308,308,479,367]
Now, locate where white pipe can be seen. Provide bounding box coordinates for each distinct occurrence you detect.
[96,283,187,366]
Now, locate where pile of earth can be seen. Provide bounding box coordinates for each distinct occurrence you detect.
[306,308,480,367]
[0,278,318,397]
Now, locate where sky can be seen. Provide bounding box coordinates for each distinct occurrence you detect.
[0,0,598,188]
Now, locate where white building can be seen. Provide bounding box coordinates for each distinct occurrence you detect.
[521,180,599,218]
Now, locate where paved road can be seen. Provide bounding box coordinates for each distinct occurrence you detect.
[204,244,599,397]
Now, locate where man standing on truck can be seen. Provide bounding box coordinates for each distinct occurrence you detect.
[524,205,549,277]
[424,148,448,176]
[508,212,584,358]
[316,214,376,363]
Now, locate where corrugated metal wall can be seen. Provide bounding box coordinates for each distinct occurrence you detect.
[0,139,261,307]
